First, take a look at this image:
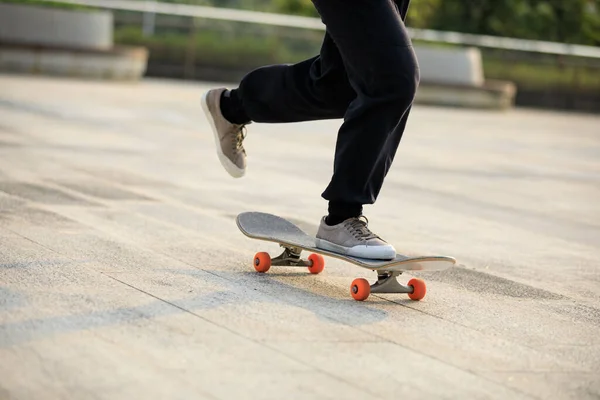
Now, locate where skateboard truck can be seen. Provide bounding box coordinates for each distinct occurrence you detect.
[253,245,326,274]
[268,246,310,267]
[349,272,426,302]
[370,271,414,295]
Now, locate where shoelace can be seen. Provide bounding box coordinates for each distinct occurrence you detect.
[233,125,247,153]
[345,216,379,241]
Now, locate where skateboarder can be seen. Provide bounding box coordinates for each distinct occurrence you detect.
[202,0,419,260]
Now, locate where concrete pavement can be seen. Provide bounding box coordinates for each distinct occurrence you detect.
[0,74,599,399]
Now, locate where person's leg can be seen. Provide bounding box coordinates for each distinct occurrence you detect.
[201,32,355,178]
[231,33,356,123]
[203,0,418,259]
[311,0,419,259]
[211,0,417,201]
[314,0,419,207]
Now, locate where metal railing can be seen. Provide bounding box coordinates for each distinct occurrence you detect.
[41,0,600,59]
[35,0,600,112]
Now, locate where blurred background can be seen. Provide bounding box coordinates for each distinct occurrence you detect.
[1,3,599,398]
[1,0,600,113]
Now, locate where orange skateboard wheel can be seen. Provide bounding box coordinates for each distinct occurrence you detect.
[407,278,426,300]
[350,278,371,301]
[253,252,271,273]
[307,253,325,274]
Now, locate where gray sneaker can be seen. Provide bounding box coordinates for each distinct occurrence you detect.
[315,216,396,260]
[201,88,247,178]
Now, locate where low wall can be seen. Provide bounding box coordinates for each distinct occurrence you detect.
[0,3,112,51]
[414,46,484,87]
[0,3,147,80]
[0,45,148,80]
[415,80,516,110]
[411,45,515,108]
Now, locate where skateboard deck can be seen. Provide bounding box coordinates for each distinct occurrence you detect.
[236,211,456,301]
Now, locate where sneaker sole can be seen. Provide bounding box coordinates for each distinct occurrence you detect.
[315,238,396,260]
[201,91,245,179]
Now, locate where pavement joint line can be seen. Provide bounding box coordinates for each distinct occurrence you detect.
[102,272,384,400]
[27,162,251,230]
[138,258,542,399]
[378,294,591,373]
[167,257,590,376]
[1,221,574,396]
[2,222,379,397]
[3,224,531,398]
[386,181,600,248]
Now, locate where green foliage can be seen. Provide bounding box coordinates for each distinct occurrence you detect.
[272,0,318,17]
[152,0,600,46]
[6,0,599,45]
[405,0,441,28]
[421,0,600,45]
[114,25,307,67]
[483,58,600,90]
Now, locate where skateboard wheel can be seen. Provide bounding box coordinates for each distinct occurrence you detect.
[307,253,325,274]
[350,278,370,301]
[253,252,271,273]
[407,278,426,301]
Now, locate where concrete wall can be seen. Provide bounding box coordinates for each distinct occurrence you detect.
[415,80,516,110]
[414,46,484,87]
[0,46,148,80]
[0,3,112,50]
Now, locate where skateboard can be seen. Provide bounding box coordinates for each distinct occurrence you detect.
[236,211,456,301]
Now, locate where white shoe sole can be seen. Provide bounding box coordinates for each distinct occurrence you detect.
[315,238,396,260]
[201,91,245,179]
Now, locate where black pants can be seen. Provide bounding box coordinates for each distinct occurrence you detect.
[237,0,419,207]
